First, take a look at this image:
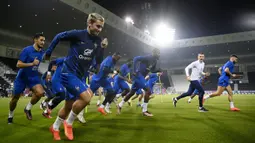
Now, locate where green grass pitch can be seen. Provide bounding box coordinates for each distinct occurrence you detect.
[0,94,255,143]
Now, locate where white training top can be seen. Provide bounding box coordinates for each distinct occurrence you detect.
[185,60,205,81]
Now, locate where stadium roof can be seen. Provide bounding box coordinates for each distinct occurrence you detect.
[2,0,255,68]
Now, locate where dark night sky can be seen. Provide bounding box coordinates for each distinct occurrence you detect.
[93,0,255,39]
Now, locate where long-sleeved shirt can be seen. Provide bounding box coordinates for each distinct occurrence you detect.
[185,60,205,81]
[45,29,104,79]
[133,55,158,77]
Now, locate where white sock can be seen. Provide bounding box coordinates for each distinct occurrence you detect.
[142,103,148,112]
[48,100,53,106]
[9,111,14,118]
[97,100,100,105]
[100,104,105,108]
[119,100,125,107]
[53,116,64,131]
[78,109,84,116]
[26,102,33,110]
[44,109,48,114]
[188,98,192,102]
[116,94,121,98]
[66,110,77,126]
[204,95,210,100]
[230,102,235,108]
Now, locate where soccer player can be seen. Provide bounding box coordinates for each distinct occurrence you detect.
[40,71,54,111]
[113,59,132,97]
[113,60,132,105]
[42,57,66,118]
[40,60,57,110]
[203,55,240,111]
[117,48,161,117]
[8,33,46,124]
[90,53,121,115]
[172,53,209,112]
[46,13,107,140]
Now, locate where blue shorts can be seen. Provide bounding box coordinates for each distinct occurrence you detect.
[113,77,130,93]
[90,75,114,93]
[146,81,155,94]
[60,72,88,101]
[131,73,148,92]
[52,79,65,95]
[136,89,143,95]
[13,76,41,95]
[218,79,229,87]
[193,89,200,95]
[42,83,54,99]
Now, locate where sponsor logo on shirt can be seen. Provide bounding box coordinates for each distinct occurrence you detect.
[79,49,93,60]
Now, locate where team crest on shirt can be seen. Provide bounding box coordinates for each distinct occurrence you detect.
[94,43,98,49]
[83,49,93,56]
[75,86,80,91]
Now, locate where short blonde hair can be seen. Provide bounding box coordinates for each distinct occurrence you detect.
[87,13,104,24]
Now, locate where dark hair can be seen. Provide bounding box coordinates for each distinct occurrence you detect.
[113,52,121,57]
[33,33,44,40]
[198,52,204,55]
[231,54,238,58]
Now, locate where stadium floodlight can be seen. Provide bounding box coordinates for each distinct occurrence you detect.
[153,23,175,47]
[125,17,134,25]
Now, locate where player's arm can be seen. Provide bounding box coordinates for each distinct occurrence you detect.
[133,55,151,75]
[224,67,236,77]
[148,61,161,73]
[117,66,130,82]
[218,67,222,75]
[95,44,106,73]
[16,60,38,68]
[185,62,194,81]
[45,30,81,58]
[16,49,39,68]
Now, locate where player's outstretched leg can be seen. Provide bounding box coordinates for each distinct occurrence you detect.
[117,89,136,114]
[225,86,240,111]
[77,108,86,123]
[43,92,65,118]
[188,94,196,103]
[142,88,153,117]
[98,90,116,114]
[173,83,194,107]
[24,84,44,120]
[50,100,74,140]
[8,94,21,124]
[203,86,225,102]
[137,93,144,107]
[63,89,93,140]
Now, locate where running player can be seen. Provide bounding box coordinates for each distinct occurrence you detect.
[203,55,240,111]
[90,53,121,115]
[42,58,66,118]
[117,48,161,117]
[8,33,46,124]
[47,13,107,140]
[172,53,210,112]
